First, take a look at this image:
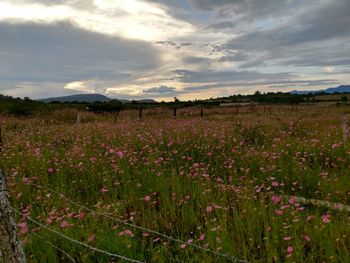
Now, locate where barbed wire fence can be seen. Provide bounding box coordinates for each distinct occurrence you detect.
[13,179,250,262]
[10,205,143,263]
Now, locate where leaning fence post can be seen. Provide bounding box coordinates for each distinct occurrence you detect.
[0,170,27,263]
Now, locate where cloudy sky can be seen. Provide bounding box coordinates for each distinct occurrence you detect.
[0,0,349,101]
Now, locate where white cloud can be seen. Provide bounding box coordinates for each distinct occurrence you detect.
[324,66,335,73]
[0,0,195,41]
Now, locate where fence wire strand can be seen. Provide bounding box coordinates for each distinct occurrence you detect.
[29,231,76,263]
[10,205,144,263]
[25,181,249,263]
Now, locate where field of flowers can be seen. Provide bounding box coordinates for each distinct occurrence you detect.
[1,105,350,262]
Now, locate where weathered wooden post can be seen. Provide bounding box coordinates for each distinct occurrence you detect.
[0,170,27,263]
[173,107,177,118]
[76,113,81,124]
[138,107,143,120]
[200,106,203,118]
[0,126,2,152]
[114,110,120,123]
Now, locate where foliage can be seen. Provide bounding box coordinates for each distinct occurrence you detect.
[1,105,350,262]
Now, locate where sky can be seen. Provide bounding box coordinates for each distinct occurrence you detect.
[0,0,349,101]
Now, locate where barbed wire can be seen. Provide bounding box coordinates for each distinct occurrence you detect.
[10,205,144,263]
[29,231,76,263]
[26,181,250,263]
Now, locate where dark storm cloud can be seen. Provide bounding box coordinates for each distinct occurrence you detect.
[0,22,161,88]
[215,0,350,68]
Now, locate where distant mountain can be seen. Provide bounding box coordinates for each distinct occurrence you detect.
[118,99,158,103]
[39,94,158,103]
[137,99,157,103]
[39,94,112,103]
[290,85,350,95]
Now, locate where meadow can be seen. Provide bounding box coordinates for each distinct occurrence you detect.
[1,105,350,262]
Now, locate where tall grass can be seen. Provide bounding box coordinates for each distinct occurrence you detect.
[1,105,349,262]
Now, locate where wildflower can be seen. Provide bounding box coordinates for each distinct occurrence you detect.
[283,236,292,241]
[206,205,213,213]
[198,234,205,241]
[321,214,330,223]
[79,210,85,220]
[116,151,124,158]
[118,229,134,237]
[47,167,55,174]
[286,246,294,256]
[88,234,95,242]
[275,209,283,216]
[304,235,311,242]
[272,195,281,204]
[60,220,70,229]
[144,195,151,202]
[18,222,29,235]
[100,187,109,193]
[288,196,297,205]
[271,181,279,187]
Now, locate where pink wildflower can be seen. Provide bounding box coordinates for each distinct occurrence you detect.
[304,235,311,242]
[275,209,283,216]
[100,187,109,193]
[118,229,134,237]
[321,214,330,223]
[88,234,95,242]
[272,195,281,204]
[18,222,29,235]
[60,220,70,229]
[288,196,297,205]
[206,205,213,213]
[271,181,279,187]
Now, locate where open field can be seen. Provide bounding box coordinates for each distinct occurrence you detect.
[1,105,350,262]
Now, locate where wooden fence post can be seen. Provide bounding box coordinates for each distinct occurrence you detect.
[76,113,81,124]
[173,108,177,118]
[200,106,203,118]
[0,126,2,152]
[138,107,143,120]
[0,170,27,263]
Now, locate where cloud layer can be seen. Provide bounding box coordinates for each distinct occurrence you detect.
[0,0,349,100]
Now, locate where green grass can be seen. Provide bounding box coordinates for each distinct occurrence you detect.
[1,105,350,262]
